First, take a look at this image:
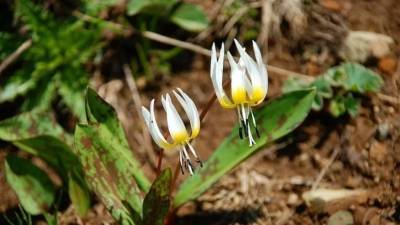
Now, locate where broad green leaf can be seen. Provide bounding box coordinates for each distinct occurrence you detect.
[143,169,172,225]
[169,3,209,32]
[5,155,56,215]
[85,88,151,192]
[0,111,69,143]
[74,124,137,225]
[173,89,316,207]
[0,112,90,216]
[325,63,383,93]
[127,0,177,16]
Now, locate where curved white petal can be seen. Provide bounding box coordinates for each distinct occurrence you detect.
[234,39,268,104]
[210,43,235,108]
[228,51,247,104]
[141,101,173,149]
[163,94,189,144]
[173,88,200,138]
[252,40,268,94]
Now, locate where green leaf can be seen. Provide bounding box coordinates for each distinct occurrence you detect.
[329,94,360,118]
[74,89,152,224]
[85,88,151,192]
[143,168,172,225]
[83,0,120,15]
[127,0,177,16]
[325,63,383,93]
[0,111,90,216]
[5,155,56,215]
[0,69,38,103]
[173,89,316,207]
[74,125,137,225]
[0,111,69,143]
[68,174,90,217]
[169,3,209,32]
[44,213,58,225]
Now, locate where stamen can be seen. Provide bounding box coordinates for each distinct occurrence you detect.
[179,149,185,174]
[182,145,195,175]
[187,142,203,167]
[249,107,260,138]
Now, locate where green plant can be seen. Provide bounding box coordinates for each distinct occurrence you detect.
[283,63,384,117]
[74,87,315,224]
[0,0,103,120]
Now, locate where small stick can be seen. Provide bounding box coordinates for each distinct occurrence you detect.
[123,64,158,171]
[311,146,341,191]
[0,39,32,75]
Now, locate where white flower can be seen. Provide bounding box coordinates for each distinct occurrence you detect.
[210,39,268,146]
[141,88,201,175]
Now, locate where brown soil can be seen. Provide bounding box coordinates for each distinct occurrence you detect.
[1,0,400,224]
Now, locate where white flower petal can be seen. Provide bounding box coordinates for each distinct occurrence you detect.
[163,94,189,143]
[143,100,173,149]
[173,88,200,138]
[252,40,268,91]
[228,51,247,104]
[210,44,235,108]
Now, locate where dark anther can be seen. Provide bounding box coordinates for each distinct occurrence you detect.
[241,120,248,137]
[239,127,243,139]
[197,159,204,167]
[255,126,260,138]
[180,163,185,175]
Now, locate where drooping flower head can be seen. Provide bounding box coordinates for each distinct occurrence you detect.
[141,88,201,175]
[210,39,268,146]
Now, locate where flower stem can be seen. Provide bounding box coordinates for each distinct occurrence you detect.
[156,149,164,176]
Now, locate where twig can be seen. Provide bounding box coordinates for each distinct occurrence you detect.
[123,64,158,171]
[0,39,32,75]
[377,93,400,105]
[311,146,341,191]
[141,31,211,56]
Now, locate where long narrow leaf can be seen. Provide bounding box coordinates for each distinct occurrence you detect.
[173,89,316,207]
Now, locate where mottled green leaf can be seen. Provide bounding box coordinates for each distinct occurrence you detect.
[74,124,137,225]
[174,89,316,207]
[85,88,150,192]
[0,111,68,142]
[73,89,152,224]
[169,3,209,32]
[143,168,171,225]
[127,0,177,16]
[5,155,56,215]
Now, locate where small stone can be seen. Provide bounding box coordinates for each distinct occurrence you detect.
[377,123,390,139]
[369,141,387,162]
[327,210,354,225]
[288,193,299,205]
[379,56,397,75]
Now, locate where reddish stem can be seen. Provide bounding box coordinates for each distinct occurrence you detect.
[156,148,164,176]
